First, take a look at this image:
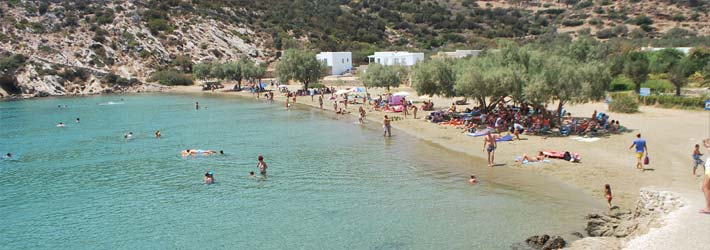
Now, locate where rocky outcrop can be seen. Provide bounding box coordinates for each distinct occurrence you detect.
[566,188,684,250]
[584,188,682,238]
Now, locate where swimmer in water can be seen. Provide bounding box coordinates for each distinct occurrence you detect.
[219,150,224,155]
[3,153,11,159]
[76,118,80,123]
[469,175,477,184]
[204,172,214,184]
[155,130,161,138]
[57,122,65,127]
[257,155,268,175]
[124,132,133,139]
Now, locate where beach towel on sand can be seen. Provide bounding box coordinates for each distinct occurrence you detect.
[496,134,514,142]
[466,129,491,137]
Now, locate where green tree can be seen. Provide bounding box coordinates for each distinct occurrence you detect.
[193,63,212,80]
[667,58,692,96]
[362,64,408,91]
[171,55,193,73]
[254,62,268,84]
[410,59,456,97]
[623,51,650,94]
[275,49,325,90]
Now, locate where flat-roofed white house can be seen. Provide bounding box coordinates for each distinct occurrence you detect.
[640,47,693,55]
[367,51,425,66]
[316,52,352,75]
[436,50,482,59]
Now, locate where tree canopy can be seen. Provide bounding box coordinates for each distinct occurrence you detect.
[275,49,325,90]
[362,64,408,91]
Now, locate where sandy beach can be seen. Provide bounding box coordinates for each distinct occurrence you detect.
[169,83,710,248]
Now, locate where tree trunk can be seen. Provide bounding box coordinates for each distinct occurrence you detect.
[635,81,641,94]
[556,101,565,128]
[303,81,309,91]
[675,85,681,96]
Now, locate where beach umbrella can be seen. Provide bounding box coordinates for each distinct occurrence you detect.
[350,87,365,93]
[259,83,268,88]
[393,91,410,97]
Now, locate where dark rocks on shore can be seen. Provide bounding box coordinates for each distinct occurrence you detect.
[511,234,566,250]
[584,188,683,238]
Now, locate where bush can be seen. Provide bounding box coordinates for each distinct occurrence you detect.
[596,28,615,39]
[562,19,584,27]
[609,94,639,113]
[642,79,674,93]
[149,70,193,86]
[634,15,654,25]
[610,76,634,91]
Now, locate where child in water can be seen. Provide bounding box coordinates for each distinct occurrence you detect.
[204,172,214,184]
[693,144,703,176]
[604,184,613,210]
[469,175,477,184]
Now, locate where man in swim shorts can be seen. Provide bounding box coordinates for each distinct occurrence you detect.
[483,131,497,167]
[629,133,647,170]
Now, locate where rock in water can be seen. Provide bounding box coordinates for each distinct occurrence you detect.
[541,236,566,250]
[511,234,566,250]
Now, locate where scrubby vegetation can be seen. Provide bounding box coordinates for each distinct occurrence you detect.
[149,70,193,86]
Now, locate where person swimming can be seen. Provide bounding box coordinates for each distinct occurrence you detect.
[124,132,133,139]
[3,153,11,159]
[155,130,161,138]
[57,122,65,127]
[469,175,477,184]
[204,171,215,184]
[76,118,80,123]
[181,149,218,156]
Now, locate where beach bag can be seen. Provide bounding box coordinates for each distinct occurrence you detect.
[644,155,650,165]
[563,151,572,161]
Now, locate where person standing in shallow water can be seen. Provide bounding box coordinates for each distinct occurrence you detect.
[155,130,161,138]
[195,101,200,110]
[257,155,268,176]
[318,95,323,110]
[383,115,392,137]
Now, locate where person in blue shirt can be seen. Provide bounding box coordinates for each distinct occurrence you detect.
[629,133,648,170]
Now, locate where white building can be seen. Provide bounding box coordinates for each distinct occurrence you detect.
[367,51,425,66]
[437,50,482,59]
[640,47,693,55]
[316,52,352,75]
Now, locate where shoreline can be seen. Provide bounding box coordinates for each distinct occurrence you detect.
[167,84,707,249]
[8,84,705,249]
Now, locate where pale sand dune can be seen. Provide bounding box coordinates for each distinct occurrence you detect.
[171,83,710,248]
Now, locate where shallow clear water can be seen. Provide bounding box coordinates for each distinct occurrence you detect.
[0,94,597,249]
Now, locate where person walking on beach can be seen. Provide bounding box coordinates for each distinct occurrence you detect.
[318,95,323,110]
[694,144,704,176]
[604,184,613,210]
[333,99,338,112]
[701,139,710,214]
[257,155,268,176]
[629,133,648,170]
[383,115,392,137]
[402,97,408,118]
[411,105,418,119]
[483,131,497,167]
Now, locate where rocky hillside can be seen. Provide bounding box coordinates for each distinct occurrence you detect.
[0,0,709,98]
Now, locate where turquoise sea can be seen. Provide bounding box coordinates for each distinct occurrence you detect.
[0,94,598,249]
